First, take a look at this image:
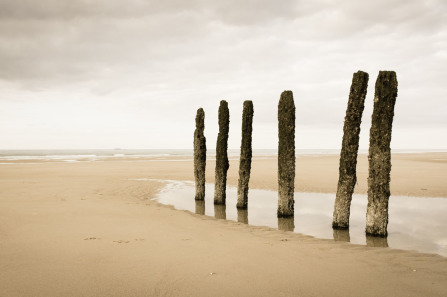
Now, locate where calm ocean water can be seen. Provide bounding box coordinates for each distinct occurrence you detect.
[0,148,444,162]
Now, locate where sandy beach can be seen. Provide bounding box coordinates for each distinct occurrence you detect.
[1,153,446,296]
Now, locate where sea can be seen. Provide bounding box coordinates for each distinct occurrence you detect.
[0,148,445,163]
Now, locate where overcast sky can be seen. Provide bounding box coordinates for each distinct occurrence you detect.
[0,0,445,150]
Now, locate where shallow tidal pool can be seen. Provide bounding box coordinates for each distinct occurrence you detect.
[153,180,447,257]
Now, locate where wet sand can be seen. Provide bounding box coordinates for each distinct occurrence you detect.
[1,153,446,296]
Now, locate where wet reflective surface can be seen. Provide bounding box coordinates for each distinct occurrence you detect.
[155,181,447,257]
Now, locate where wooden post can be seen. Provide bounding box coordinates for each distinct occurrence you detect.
[277,91,295,217]
[214,100,230,205]
[193,108,206,200]
[237,100,254,209]
[366,71,398,237]
[332,71,369,229]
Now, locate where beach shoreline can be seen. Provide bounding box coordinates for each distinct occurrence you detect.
[1,153,446,296]
[1,152,445,197]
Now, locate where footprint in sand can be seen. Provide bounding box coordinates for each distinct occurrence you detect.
[113,240,130,244]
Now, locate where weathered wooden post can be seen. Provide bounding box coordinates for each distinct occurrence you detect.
[332,71,369,229]
[366,71,398,237]
[214,100,230,205]
[237,100,254,209]
[277,91,295,217]
[194,108,206,200]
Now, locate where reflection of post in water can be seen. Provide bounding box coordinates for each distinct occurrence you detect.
[214,204,226,220]
[366,235,388,247]
[195,200,205,215]
[278,217,295,232]
[237,208,248,224]
[333,229,351,242]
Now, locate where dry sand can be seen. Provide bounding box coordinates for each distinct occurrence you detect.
[0,153,446,296]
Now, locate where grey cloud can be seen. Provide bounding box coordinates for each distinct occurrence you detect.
[204,0,311,25]
[0,0,445,140]
[0,9,208,83]
[0,0,202,19]
[289,0,447,40]
[0,0,302,23]
[337,0,446,25]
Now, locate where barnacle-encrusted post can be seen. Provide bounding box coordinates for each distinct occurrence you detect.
[366,71,398,237]
[214,100,230,205]
[332,71,369,229]
[277,91,295,217]
[237,100,254,209]
[193,108,206,200]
